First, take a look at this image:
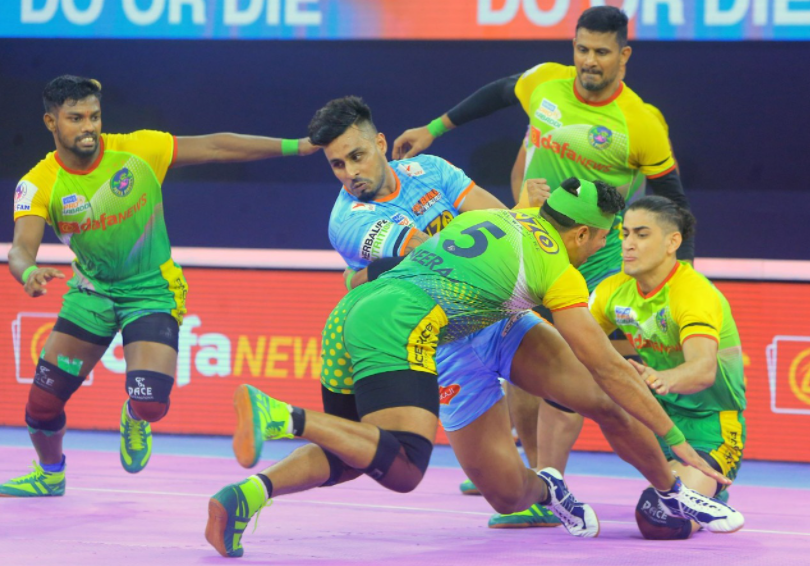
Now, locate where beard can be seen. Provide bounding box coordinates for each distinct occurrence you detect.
[579,69,613,92]
[60,131,99,158]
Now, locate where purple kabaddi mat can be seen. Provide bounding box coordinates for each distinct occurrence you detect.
[1,446,808,566]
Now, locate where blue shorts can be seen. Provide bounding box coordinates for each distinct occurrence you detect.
[436,311,544,432]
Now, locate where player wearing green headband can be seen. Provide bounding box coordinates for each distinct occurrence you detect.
[205,178,742,557]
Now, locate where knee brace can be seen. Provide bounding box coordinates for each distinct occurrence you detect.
[33,359,85,402]
[320,449,362,487]
[363,429,433,492]
[122,313,179,351]
[126,371,174,422]
[25,358,85,432]
[635,487,693,540]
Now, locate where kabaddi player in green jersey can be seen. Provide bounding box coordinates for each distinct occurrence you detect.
[205,178,742,557]
[393,5,695,526]
[1,75,317,497]
[590,196,746,540]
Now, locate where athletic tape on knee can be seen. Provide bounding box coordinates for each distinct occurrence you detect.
[389,431,433,475]
[25,409,66,433]
[364,428,402,481]
[126,370,174,403]
[635,487,692,540]
[322,450,351,487]
[33,359,85,401]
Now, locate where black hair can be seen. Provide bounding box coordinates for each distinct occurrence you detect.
[308,96,376,146]
[43,75,102,113]
[627,196,696,241]
[576,6,629,47]
[541,178,625,230]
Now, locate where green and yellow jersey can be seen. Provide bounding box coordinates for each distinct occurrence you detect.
[14,130,176,283]
[589,262,746,416]
[514,63,675,290]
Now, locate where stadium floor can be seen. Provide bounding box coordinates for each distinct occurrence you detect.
[1,427,808,566]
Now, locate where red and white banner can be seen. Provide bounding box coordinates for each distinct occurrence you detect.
[1,266,809,462]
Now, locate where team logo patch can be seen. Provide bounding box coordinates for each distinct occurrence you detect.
[110,168,134,197]
[351,202,376,212]
[390,213,411,226]
[14,181,37,212]
[535,98,563,128]
[655,308,669,333]
[397,162,424,177]
[412,189,441,216]
[61,194,91,216]
[439,384,461,405]
[614,306,636,326]
[588,126,613,150]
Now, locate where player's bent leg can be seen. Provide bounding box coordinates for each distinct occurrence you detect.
[504,382,540,468]
[535,400,583,474]
[120,314,179,473]
[0,322,109,497]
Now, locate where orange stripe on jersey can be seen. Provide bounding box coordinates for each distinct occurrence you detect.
[55,137,106,175]
[636,262,680,299]
[453,182,475,209]
[373,168,402,203]
[550,302,588,312]
[399,227,418,256]
[646,164,677,179]
[573,81,624,107]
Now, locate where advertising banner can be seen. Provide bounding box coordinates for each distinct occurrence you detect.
[1,265,809,462]
[2,1,809,41]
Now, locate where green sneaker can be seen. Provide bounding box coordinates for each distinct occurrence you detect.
[459,478,482,496]
[206,476,271,558]
[488,503,563,529]
[716,489,730,504]
[0,460,65,497]
[120,401,152,474]
[232,384,293,468]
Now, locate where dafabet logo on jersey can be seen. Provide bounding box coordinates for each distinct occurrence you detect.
[766,336,810,415]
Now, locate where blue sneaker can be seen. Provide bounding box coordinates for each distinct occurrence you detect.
[537,467,599,537]
[488,503,562,528]
[459,478,481,495]
[657,478,744,533]
[120,401,152,474]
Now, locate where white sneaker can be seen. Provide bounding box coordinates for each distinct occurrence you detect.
[657,478,744,533]
[537,467,599,537]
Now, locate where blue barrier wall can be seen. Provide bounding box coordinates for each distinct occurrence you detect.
[2,38,806,258]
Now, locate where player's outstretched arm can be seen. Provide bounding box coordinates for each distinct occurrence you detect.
[458,184,507,212]
[172,134,320,167]
[628,337,717,396]
[9,216,65,297]
[554,306,731,485]
[392,73,521,160]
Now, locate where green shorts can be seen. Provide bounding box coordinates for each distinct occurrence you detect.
[658,407,746,481]
[59,258,188,338]
[321,279,447,393]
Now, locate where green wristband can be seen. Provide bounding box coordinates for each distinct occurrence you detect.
[426,118,450,138]
[663,425,686,447]
[344,268,356,292]
[281,138,300,156]
[22,265,38,284]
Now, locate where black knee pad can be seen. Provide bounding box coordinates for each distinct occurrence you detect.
[25,409,66,432]
[321,450,351,487]
[635,487,693,540]
[122,313,179,351]
[33,359,86,402]
[363,429,433,481]
[126,370,174,404]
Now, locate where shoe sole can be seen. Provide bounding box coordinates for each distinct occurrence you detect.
[488,521,562,529]
[460,489,482,496]
[205,498,232,558]
[233,385,259,469]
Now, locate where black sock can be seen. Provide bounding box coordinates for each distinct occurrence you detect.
[257,473,274,499]
[290,406,306,436]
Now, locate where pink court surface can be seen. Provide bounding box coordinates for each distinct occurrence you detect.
[1,429,808,566]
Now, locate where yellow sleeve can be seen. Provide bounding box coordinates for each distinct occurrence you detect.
[514,63,576,116]
[588,278,620,335]
[542,264,590,312]
[14,154,59,223]
[670,270,723,344]
[624,102,676,178]
[104,130,176,184]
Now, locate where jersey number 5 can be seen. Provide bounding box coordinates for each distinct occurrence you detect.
[442,221,506,258]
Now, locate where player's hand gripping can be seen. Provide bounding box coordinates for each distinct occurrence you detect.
[523,178,551,208]
[628,358,673,395]
[392,127,435,160]
[671,441,732,486]
[24,267,65,298]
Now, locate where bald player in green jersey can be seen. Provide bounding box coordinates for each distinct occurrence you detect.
[1,75,317,498]
[393,5,694,526]
[590,196,746,540]
[205,178,742,558]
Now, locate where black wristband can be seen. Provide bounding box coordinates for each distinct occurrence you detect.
[367,256,406,281]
